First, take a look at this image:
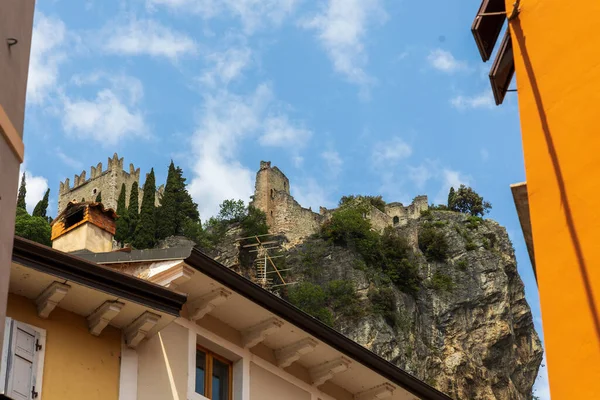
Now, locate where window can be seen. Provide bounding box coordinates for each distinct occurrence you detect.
[64,207,85,230]
[393,216,400,225]
[471,0,506,61]
[489,30,514,105]
[92,188,97,195]
[195,346,232,400]
[0,318,46,400]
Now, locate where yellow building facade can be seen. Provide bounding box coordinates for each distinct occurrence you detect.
[497,0,600,398]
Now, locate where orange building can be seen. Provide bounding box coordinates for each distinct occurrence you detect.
[472,0,600,398]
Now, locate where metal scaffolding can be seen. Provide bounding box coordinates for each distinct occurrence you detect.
[237,234,293,290]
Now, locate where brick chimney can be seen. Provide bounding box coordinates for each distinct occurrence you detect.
[51,202,116,253]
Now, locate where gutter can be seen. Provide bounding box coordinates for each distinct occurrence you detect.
[12,236,187,316]
[185,248,453,400]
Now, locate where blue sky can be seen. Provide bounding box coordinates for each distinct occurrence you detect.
[22,0,548,397]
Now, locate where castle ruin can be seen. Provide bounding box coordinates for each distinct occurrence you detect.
[58,153,163,214]
[251,161,429,244]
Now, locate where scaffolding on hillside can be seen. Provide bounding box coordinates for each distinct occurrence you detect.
[237,234,294,290]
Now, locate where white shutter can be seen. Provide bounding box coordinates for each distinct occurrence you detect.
[5,321,40,400]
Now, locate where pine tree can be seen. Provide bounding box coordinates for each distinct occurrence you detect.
[128,181,140,240]
[95,192,102,203]
[156,161,201,240]
[16,173,26,210]
[114,184,130,244]
[133,169,156,249]
[32,189,50,218]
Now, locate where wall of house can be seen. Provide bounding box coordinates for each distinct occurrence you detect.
[6,293,121,400]
[137,322,189,400]
[508,0,600,398]
[249,362,310,400]
[52,223,113,253]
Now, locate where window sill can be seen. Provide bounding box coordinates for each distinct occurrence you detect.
[189,392,209,400]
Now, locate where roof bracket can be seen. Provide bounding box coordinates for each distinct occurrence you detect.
[87,300,125,336]
[309,357,352,386]
[355,383,396,400]
[125,311,161,348]
[275,338,318,368]
[35,281,71,318]
[242,317,284,348]
[188,288,232,321]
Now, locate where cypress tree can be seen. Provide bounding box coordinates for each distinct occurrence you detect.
[156,161,201,240]
[33,189,50,218]
[81,197,86,202]
[16,173,26,210]
[447,187,456,210]
[128,181,140,240]
[133,169,156,249]
[114,184,129,244]
[95,192,102,203]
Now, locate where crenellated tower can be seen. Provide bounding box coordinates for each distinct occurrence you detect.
[57,153,161,214]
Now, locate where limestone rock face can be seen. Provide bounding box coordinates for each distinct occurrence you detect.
[209,211,543,400]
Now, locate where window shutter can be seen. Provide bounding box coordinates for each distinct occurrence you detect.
[5,321,40,400]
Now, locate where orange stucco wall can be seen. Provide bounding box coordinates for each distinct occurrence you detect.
[508,1,600,398]
[6,294,121,400]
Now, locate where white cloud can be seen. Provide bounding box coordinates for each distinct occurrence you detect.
[451,90,495,110]
[300,0,386,93]
[27,13,68,105]
[372,137,412,167]
[199,47,252,87]
[17,167,49,215]
[101,18,198,60]
[61,75,146,145]
[408,162,435,190]
[259,115,312,148]
[188,83,314,217]
[427,49,468,73]
[321,150,343,177]
[188,84,271,218]
[147,0,298,33]
[405,160,471,205]
[435,168,470,204]
[56,148,83,169]
[293,156,304,168]
[291,178,333,211]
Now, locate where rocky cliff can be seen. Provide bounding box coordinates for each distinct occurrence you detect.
[203,209,543,400]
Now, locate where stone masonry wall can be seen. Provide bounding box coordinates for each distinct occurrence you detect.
[251,161,428,243]
[58,153,163,214]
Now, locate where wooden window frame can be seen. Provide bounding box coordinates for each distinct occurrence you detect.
[196,345,233,400]
[471,0,506,62]
[489,29,515,105]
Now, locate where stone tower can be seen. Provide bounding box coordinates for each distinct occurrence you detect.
[58,153,163,215]
[252,161,290,227]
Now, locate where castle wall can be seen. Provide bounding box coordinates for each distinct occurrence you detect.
[270,192,323,245]
[58,153,162,215]
[251,161,429,242]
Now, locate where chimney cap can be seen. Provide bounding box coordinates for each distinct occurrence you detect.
[51,201,117,226]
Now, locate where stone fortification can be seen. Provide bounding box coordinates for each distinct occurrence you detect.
[251,161,428,244]
[58,153,163,214]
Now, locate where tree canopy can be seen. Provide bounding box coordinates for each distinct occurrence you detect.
[16,173,26,210]
[156,161,200,240]
[447,185,491,217]
[15,208,51,246]
[133,169,157,249]
[114,183,129,243]
[128,181,140,239]
[32,188,50,220]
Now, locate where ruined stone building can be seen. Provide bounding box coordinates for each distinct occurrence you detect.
[58,153,163,214]
[251,161,429,244]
